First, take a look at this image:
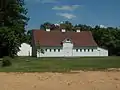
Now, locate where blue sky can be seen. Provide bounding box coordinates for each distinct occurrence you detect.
[25,0,120,30]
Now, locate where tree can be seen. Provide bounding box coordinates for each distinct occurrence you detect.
[60,21,73,31]
[40,22,60,31]
[25,30,32,45]
[36,41,44,57]
[0,0,29,57]
[40,22,52,30]
[74,24,92,31]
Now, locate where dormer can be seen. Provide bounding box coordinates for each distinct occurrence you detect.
[61,29,66,32]
[46,28,50,32]
[76,29,81,32]
[65,38,71,43]
[75,27,81,32]
[63,38,72,43]
[62,38,73,48]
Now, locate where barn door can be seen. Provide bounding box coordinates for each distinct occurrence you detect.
[64,47,72,57]
[62,38,73,57]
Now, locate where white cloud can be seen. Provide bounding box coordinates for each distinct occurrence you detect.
[56,13,76,19]
[52,5,80,11]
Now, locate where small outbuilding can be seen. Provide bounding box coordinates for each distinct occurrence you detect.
[17,43,32,56]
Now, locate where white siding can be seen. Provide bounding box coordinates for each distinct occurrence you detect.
[97,47,108,56]
[63,42,73,57]
[17,43,32,56]
[72,48,99,57]
[37,48,63,57]
[35,40,108,57]
[37,48,97,57]
[36,46,108,57]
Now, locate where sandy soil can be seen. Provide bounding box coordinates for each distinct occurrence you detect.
[0,71,120,90]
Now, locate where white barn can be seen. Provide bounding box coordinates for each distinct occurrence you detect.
[31,29,108,57]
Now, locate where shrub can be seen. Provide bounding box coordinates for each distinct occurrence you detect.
[2,56,12,67]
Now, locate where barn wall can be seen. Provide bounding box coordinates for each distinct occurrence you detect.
[97,47,108,56]
[36,46,108,57]
[17,43,32,56]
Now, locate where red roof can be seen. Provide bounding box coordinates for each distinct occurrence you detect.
[32,30,97,47]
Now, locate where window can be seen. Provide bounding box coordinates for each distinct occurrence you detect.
[58,49,60,52]
[54,49,56,52]
[91,49,93,52]
[49,49,51,52]
[45,49,47,51]
[76,49,78,52]
[67,39,70,41]
[88,49,90,52]
[80,49,82,52]
[65,38,71,43]
[84,49,86,52]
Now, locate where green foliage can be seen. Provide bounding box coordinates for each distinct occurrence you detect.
[0,0,29,57]
[25,30,32,45]
[91,26,120,55]
[2,56,12,67]
[36,41,45,57]
[40,22,60,31]
[60,21,73,31]
[74,24,92,31]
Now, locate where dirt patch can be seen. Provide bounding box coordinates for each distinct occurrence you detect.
[0,71,120,90]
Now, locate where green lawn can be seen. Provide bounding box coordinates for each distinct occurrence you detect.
[0,56,120,72]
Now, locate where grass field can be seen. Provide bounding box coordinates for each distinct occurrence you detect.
[0,56,120,72]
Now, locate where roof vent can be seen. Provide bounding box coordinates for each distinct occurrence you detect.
[61,29,66,32]
[76,29,80,32]
[54,23,60,26]
[46,28,50,32]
